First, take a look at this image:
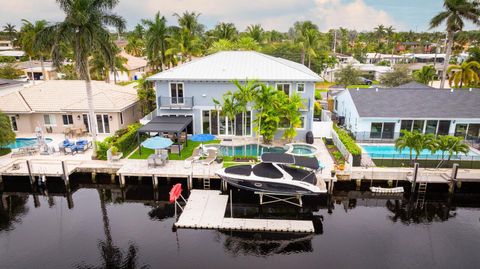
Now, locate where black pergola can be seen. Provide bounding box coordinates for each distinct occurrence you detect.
[137,116,192,156]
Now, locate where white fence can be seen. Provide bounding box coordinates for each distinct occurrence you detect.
[331,128,353,169]
[312,121,332,138]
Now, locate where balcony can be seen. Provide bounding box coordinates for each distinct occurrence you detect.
[158,96,194,110]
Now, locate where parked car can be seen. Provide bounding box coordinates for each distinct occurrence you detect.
[358,77,373,85]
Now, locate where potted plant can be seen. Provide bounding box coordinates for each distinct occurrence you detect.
[330,169,336,177]
[109,146,123,161]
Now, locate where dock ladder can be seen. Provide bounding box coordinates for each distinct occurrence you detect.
[203,165,211,190]
[416,182,428,208]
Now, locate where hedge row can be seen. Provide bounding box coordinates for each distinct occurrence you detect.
[333,124,362,156]
[96,123,143,160]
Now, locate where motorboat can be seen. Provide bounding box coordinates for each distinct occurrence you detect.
[216,153,326,196]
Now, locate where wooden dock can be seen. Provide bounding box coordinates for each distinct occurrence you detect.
[175,190,315,233]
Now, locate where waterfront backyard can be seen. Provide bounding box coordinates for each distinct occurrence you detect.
[1,176,480,269]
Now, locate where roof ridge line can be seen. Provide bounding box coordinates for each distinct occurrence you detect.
[147,52,222,80]
[252,51,320,79]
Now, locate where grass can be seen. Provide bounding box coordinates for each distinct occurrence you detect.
[315,82,335,89]
[128,140,221,160]
[0,148,11,156]
[346,85,373,89]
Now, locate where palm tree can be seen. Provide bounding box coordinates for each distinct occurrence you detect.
[135,76,156,116]
[292,21,318,65]
[3,23,17,41]
[235,36,259,51]
[413,65,437,85]
[207,39,235,54]
[213,92,240,135]
[374,24,386,39]
[19,19,49,81]
[142,12,168,71]
[303,28,319,68]
[232,80,258,136]
[253,84,276,147]
[36,0,126,159]
[447,60,480,88]
[173,11,204,37]
[430,0,480,89]
[166,27,203,62]
[125,37,144,57]
[212,22,237,41]
[395,131,436,162]
[280,93,305,142]
[446,136,470,160]
[246,24,264,43]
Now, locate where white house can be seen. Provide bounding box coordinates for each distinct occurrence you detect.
[333,83,480,142]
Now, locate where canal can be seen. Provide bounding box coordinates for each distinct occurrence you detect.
[1,174,480,269]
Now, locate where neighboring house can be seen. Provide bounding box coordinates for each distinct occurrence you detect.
[333,85,480,142]
[108,51,149,82]
[0,40,14,50]
[0,80,140,134]
[9,61,58,80]
[325,63,392,82]
[0,79,26,96]
[147,51,322,140]
[0,50,25,60]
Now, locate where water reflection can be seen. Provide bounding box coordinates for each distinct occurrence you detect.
[0,194,29,232]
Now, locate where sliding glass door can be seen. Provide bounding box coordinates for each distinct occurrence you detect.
[202,110,252,136]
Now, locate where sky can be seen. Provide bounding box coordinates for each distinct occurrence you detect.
[0,0,477,32]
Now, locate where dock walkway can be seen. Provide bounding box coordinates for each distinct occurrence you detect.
[175,190,315,233]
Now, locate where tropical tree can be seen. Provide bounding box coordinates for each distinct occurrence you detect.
[19,19,49,81]
[235,36,259,51]
[166,27,203,62]
[380,65,413,87]
[447,60,480,88]
[0,111,16,148]
[211,22,237,41]
[213,92,241,135]
[445,136,470,160]
[291,21,318,65]
[173,11,204,37]
[36,0,126,159]
[0,63,23,79]
[135,76,156,116]
[89,46,127,83]
[430,0,480,88]
[246,24,264,43]
[279,92,305,142]
[374,24,386,39]
[395,130,436,162]
[3,23,17,41]
[413,65,437,85]
[232,80,258,136]
[207,39,235,54]
[253,84,278,145]
[335,65,362,87]
[142,12,168,71]
[125,37,144,57]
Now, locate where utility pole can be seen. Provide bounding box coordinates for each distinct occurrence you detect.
[333,29,337,53]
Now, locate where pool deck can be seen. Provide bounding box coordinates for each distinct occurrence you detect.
[175,190,315,233]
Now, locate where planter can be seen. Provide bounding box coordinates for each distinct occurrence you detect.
[330,170,336,177]
[336,174,351,181]
[352,154,362,166]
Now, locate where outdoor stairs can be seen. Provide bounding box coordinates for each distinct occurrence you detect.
[203,177,211,190]
[416,182,428,209]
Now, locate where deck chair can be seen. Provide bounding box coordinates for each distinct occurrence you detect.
[202,149,217,165]
[184,147,202,168]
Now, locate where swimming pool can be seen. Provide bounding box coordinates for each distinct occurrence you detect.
[361,144,480,160]
[207,144,286,157]
[286,143,318,157]
[5,138,53,149]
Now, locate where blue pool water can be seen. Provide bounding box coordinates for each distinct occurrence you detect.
[211,144,286,157]
[288,144,318,156]
[5,138,53,149]
[362,144,480,160]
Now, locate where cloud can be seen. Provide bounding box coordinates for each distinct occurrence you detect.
[310,0,402,31]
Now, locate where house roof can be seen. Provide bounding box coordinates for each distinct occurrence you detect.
[0,80,138,113]
[148,51,322,82]
[119,51,148,71]
[347,87,480,119]
[392,81,435,89]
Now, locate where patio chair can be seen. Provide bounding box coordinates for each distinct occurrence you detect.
[75,140,90,153]
[11,148,29,158]
[65,146,77,155]
[202,149,217,165]
[178,132,187,143]
[184,147,202,168]
[147,155,156,168]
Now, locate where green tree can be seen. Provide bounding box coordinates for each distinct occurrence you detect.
[447,61,480,88]
[211,22,237,41]
[207,39,235,54]
[173,11,204,37]
[335,64,362,86]
[135,76,156,116]
[19,19,49,81]
[142,12,168,71]
[380,65,413,87]
[253,84,277,145]
[36,0,126,159]
[58,64,79,80]
[125,37,144,57]
[395,130,436,162]
[0,64,23,79]
[0,111,15,148]
[245,24,264,43]
[413,65,436,85]
[430,0,480,88]
[166,27,203,62]
[279,92,305,142]
[236,36,259,51]
[233,80,258,136]
[291,21,318,65]
[3,23,17,41]
[213,92,241,135]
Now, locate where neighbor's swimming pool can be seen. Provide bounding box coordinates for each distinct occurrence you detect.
[361,144,480,160]
[5,138,53,149]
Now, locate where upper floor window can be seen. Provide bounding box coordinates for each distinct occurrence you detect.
[276,83,291,96]
[297,83,305,93]
[170,82,184,104]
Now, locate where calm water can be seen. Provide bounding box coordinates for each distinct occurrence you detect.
[1,175,480,269]
[362,144,480,160]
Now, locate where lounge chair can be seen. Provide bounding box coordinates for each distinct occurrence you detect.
[202,149,217,165]
[184,148,202,168]
[75,140,90,153]
[65,146,77,155]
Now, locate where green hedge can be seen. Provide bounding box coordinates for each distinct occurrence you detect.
[0,148,12,156]
[333,124,362,155]
[96,123,143,160]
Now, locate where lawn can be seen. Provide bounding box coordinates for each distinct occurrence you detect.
[128,140,221,160]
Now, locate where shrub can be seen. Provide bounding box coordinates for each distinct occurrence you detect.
[95,141,110,160]
[314,90,323,100]
[96,123,143,159]
[0,148,12,156]
[333,124,361,156]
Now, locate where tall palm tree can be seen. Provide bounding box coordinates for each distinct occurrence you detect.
[213,92,240,135]
[173,11,204,37]
[253,84,276,147]
[413,65,437,85]
[235,36,259,51]
[430,0,480,88]
[125,37,144,57]
[303,28,319,68]
[447,60,480,87]
[142,12,168,71]
[36,0,126,159]
[280,92,305,142]
[232,80,258,136]
[212,22,237,41]
[246,24,264,43]
[3,23,17,41]
[166,27,203,62]
[395,131,436,162]
[292,21,318,65]
[446,136,470,160]
[373,24,386,39]
[19,19,49,81]
[207,39,235,54]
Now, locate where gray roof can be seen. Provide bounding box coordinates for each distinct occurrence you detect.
[392,81,434,89]
[0,79,24,89]
[348,88,480,119]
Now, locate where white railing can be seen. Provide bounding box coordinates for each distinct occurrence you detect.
[140,110,158,125]
[321,110,332,122]
[331,128,353,170]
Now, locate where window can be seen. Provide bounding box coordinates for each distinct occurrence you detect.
[170,82,184,104]
[383,123,395,139]
[202,110,210,134]
[455,124,468,137]
[276,83,291,95]
[10,116,18,131]
[43,114,56,126]
[400,120,413,133]
[425,120,438,134]
[120,112,124,125]
[467,124,480,139]
[412,120,424,132]
[297,83,305,93]
[370,123,383,138]
[62,115,74,125]
[299,116,306,129]
[437,120,450,136]
[211,110,218,135]
[96,114,110,134]
[83,114,90,132]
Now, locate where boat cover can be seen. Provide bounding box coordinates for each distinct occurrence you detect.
[261,153,319,170]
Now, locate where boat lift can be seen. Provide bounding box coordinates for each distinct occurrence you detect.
[255,192,304,207]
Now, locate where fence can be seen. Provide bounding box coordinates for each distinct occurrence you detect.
[353,131,480,147]
[331,128,353,169]
[369,153,480,169]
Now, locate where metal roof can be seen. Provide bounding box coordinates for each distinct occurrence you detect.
[148,51,322,82]
[138,116,192,133]
[348,87,480,119]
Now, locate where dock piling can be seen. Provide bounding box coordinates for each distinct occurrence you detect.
[119,174,125,188]
[61,161,69,186]
[26,160,34,186]
[411,163,419,193]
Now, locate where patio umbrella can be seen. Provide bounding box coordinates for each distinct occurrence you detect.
[142,137,173,155]
[190,134,216,142]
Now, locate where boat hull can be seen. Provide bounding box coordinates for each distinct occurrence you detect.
[219,175,324,196]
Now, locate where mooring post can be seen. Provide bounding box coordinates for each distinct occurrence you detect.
[61,161,69,186]
[26,160,34,186]
[355,179,361,190]
[119,174,125,188]
[187,175,192,190]
[1,194,7,210]
[91,172,97,183]
[66,184,74,209]
[152,175,158,190]
[449,163,459,194]
[110,174,115,184]
[33,194,40,208]
[230,189,233,218]
[411,163,419,193]
[387,180,393,187]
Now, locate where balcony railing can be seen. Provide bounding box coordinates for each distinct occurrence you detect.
[158,96,194,109]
